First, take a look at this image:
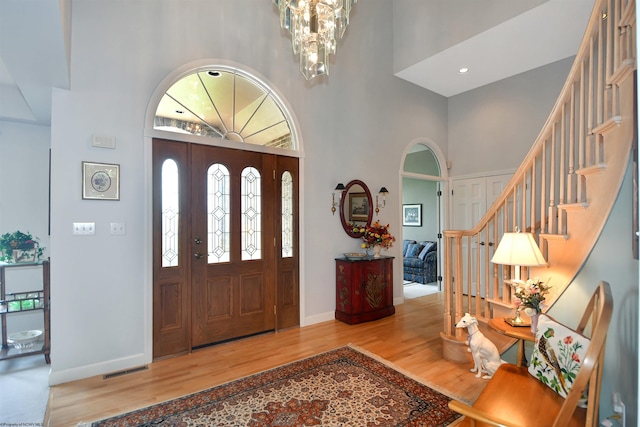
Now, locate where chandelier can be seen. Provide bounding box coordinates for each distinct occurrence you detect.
[273,0,357,80]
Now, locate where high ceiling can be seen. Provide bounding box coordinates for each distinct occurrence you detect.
[395,1,594,97]
[0,0,594,126]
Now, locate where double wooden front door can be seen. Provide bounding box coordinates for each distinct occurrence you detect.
[152,138,299,359]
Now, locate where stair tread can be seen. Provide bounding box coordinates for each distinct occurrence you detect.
[486,297,513,309]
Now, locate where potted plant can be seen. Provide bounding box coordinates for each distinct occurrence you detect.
[0,231,45,263]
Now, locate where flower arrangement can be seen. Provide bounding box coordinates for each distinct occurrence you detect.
[514,278,551,315]
[353,220,396,250]
[0,231,44,263]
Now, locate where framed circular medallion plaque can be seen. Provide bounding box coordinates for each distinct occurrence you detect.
[82,161,120,200]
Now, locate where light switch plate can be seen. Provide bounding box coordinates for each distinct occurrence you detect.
[73,222,95,235]
[110,222,126,235]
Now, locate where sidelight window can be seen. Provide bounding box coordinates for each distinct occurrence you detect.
[281,171,293,258]
[241,167,262,260]
[207,163,231,263]
[161,159,180,267]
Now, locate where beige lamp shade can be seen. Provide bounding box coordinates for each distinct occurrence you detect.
[491,230,547,280]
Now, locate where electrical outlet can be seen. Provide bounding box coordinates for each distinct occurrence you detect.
[110,222,126,235]
[612,392,625,427]
[73,222,95,235]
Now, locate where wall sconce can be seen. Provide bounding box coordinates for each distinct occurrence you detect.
[331,183,345,215]
[375,187,389,216]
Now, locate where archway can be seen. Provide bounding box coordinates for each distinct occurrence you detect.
[400,139,448,299]
[143,60,304,359]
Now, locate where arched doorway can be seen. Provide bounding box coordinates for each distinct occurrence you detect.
[145,63,303,359]
[400,139,448,299]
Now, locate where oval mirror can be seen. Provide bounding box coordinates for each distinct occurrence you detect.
[339,180,373,238]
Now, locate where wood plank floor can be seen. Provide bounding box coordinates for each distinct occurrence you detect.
[46,293,490,426]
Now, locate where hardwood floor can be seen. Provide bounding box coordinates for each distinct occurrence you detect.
[46,293,489,426]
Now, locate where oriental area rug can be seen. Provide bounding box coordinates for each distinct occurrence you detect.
[88,345,462,427]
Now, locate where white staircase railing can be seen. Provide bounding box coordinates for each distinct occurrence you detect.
[441,0,636,362]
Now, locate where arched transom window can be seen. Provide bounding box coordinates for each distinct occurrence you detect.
[154,68,293,149]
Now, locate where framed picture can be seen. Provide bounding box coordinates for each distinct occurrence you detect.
[82,161,120,200]
[403,204,422,226]
[349,192,369,221]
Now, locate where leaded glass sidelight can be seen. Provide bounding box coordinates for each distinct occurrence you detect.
[281,171,293,258]
[161,159,180,267]
[241,167,262,260]
[207,163,231,263]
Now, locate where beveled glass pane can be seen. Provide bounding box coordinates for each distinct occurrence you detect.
[154,68,293,149]
[281,171,293,258]
[241,167,262,260]
[161,159,179,268]
[199,71,234,133]
[233,74,268,132]
[207,163,231,263]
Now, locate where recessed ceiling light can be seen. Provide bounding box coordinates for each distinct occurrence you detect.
[458,67,469,74]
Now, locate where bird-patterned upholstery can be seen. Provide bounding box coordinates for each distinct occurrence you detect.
[528,314,591,399]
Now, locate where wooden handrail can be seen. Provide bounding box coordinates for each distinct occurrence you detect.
[442,0,636,356]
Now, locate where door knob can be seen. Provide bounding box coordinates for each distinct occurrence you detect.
[194,252,204,259]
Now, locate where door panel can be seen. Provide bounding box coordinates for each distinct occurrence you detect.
[275,156,299,330]
[153,139,299,357]
[190,144,276,347]
[152,139,190,358]
[452,174,512,297]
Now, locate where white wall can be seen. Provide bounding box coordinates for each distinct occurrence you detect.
[392,0,546,73]
[0,122,50,250]
[448,56,574,176]
[48,0,449,383]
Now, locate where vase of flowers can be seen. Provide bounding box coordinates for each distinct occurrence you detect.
[353,221,396,258]
[0,231,44,264]
[513,277,551,333]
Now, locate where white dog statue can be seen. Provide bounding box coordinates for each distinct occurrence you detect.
[456,313,505,379]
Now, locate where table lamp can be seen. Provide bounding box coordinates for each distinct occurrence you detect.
[491,227,547,325]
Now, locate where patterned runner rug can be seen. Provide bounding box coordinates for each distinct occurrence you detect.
[88,345,462,426]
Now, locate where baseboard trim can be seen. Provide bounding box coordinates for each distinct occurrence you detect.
[49,353,146,385]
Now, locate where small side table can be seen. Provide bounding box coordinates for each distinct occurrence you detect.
[489,317,535,367]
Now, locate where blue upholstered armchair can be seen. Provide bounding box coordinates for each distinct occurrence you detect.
[402,239,438,284]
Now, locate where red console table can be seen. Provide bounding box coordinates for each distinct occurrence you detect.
[335,256,395,324]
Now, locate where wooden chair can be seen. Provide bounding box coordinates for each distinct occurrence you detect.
[449,281,613,427]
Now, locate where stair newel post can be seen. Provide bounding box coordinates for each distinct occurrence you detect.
[475,231,483,317]
[442,231,454,337]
